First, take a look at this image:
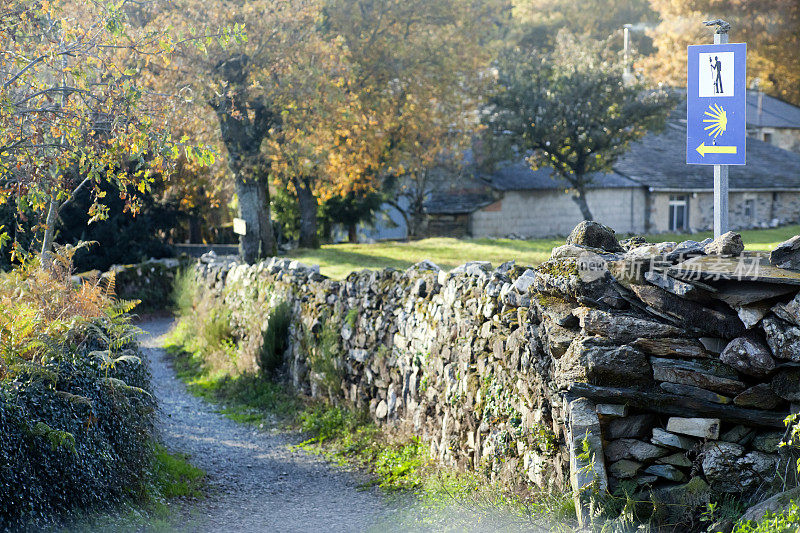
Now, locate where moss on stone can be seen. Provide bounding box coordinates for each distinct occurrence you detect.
[536,258,579,279]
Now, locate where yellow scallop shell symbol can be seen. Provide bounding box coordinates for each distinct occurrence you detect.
[703,103,728,139]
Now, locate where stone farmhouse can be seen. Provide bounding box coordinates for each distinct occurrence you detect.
[423,100,800,239]
[746,90,800,152]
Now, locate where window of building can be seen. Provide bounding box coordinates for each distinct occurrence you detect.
[744,198,755,220]
[763,132,773,144]
[668,195,688,231]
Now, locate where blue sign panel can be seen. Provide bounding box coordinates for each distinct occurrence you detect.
[686,43,747,165]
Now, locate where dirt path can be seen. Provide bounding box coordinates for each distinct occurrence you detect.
[138,317,392,533]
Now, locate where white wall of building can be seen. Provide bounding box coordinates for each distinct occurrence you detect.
[748,127,800,153]
[469,188,646,238]
[649,191,800,233]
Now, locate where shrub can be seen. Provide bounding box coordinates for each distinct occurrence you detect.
[303,315,344,394]
[112,260,181,311]
[0,246,156,530]
[168,271,244,375]
[55,179,178,273]
[172,268,199,317]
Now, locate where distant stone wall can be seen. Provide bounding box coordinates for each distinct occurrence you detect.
[106,258,182,310]
[192,223,800,527]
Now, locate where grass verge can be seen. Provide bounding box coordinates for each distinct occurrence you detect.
[60,443,206,532]
[288,237,561,278]
[163,321,574,531]
[152,443,206,500]
[287,226,800,279]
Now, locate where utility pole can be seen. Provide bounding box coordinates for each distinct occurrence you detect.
[704,19,730,238]
[622,24,634,85]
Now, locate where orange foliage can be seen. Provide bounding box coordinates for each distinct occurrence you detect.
[644,0,800,106]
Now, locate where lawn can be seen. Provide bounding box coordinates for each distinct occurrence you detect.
[288,237,563,279]
[287,225,800,279]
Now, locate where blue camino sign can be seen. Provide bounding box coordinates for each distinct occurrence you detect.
[686,43,747,165]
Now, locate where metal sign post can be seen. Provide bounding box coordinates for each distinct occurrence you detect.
[686,20,747,239]
[714,28,729,239]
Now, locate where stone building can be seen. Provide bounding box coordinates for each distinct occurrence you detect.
[746,90,800,153]
[617,120,800,233]
[425,164,647,238]
[424,112,800,239]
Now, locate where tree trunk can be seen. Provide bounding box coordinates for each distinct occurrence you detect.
[572,184,594,221]
[209,72,278,264]
[408,210,427,238]
[235,176,273,264]
[321,219,332,243]
[292,175,319,249]
[348,223,358,243]
[189,214,202,243]
[40,193,59,267]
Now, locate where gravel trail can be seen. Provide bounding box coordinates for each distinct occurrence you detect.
[138,317,391,533]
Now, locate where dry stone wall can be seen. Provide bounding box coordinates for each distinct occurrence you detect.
[103,257,183,310]
[192,222,800,522]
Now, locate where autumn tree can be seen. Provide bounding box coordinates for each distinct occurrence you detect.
[142,0,334,262]
[165,154,231,244]
[643,0,800,106]
[484,32,674,220]
[321,0,499,239]
[511,0,657,49]
[262,31,363,249]
[0,0,198,263]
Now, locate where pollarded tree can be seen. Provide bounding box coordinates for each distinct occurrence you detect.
[0,0,203,262]
[483,32,674,220]
[143,0,328,263]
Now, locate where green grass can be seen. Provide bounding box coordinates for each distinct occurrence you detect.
[288,237,562,279]
[296,405,424,492]
[152,444,206,500]
[640,224,800,252]
[163,334,303,426]
[732,501,800,532]
[288,226,800,279]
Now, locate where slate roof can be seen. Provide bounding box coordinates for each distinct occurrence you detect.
[425,191,494,215]
[484,161,640,191]
[747,91,800,129]
[424,159,640,215]
[614,120,800,191]
[425,93,800,214]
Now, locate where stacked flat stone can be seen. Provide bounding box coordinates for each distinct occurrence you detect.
[188,222,800,526]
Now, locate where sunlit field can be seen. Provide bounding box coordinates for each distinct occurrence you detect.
[287,225,800,279]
